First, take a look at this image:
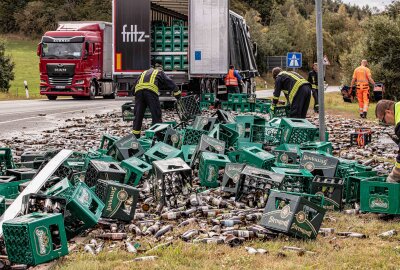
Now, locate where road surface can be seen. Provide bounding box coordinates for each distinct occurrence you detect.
[0,98,129,139]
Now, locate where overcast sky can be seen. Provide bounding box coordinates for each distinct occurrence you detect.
[342,0,392,10]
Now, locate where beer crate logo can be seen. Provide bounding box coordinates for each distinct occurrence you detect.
[201,119,208,125]
[304,162,315,172]
[295,211,306,223]
[131,142,139,150]
[117,189,129,201]
[171,134,180,144]
[34,227,51,256]
[280,153,289,163]
[369,197,389,210]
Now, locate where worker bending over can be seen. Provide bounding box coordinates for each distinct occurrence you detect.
[224,65,243,94]
[272,67,312,119]
[132,63,181,138]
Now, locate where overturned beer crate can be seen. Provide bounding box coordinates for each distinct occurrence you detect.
[181,145,197,164]
[299,151,339,178]
[145,123,172,141]
[360,177,400,214]
[3,213,69,266]
[345,171,378,204]
[120,157,152,186]
[144,142,183,164]
[0,176,30,199]
[151,158,192,209]
[95,180,139,221]
[99,134,120,153]
[85,160,126,188]
[236,166,285,208]
[279,118,317,145]
[192,116,217,132]
[199,152,231,188]
[311,176,344,211]
[270,105,290,118]
[251,125,282,146]
[181,128,208,146]
[106,135,145,161]
[239,147,275,170]
[47,179,105,237]
[191,135,226,168]
[175,95,201,122]
[163,127,183,148]
[221,163,246,195]
[236,115,266,142]
[273,144,301,164]
[271,167,314,193]
[260,190,326,239]
[300,141,333,155]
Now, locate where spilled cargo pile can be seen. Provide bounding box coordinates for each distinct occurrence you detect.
[0,94,398,268]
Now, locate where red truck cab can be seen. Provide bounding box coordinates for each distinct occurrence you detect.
[38,22,114,100]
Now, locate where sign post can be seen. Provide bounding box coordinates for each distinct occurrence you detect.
[316,0,326,141]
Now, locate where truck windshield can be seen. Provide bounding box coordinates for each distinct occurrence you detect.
[42,43,83,59]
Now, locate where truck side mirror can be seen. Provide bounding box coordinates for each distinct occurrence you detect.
[84,42,89,59]
[37,43,42,57]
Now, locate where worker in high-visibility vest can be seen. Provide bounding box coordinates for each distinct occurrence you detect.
[376,100,400,183]
[224,65,243,94]
[271,67,312,119]
[308,63,319,113]
[132,62,181,138]
[350,60,375,119]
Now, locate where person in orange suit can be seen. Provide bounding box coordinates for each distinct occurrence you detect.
[350,60,375,118]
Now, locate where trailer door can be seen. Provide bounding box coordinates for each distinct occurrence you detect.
[113,0,151,75]
[189,0,229,75]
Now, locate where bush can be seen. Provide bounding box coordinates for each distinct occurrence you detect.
[0,42,15,92]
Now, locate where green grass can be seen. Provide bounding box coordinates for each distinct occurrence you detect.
[0,35,41,99]
[56,213,400,270]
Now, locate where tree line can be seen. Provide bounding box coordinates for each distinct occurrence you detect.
[0,0,400,99]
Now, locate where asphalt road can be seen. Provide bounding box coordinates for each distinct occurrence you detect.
[0,86,340,139]
[0,98,130,139]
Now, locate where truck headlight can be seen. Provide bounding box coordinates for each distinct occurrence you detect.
[40,79,46,84]
[75,80,85,85]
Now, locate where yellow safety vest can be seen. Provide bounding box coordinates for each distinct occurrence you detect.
[395,102,400,126]
[135,69,159,94]
[276,71,309,104]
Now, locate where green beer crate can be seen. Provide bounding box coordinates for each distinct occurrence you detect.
[95,180,139,221]
[345,171,378,204]
[181,128,208,146]
[236,141,263,149]
[270,105,290,118]
[300,141,333,155]
[138,138,153,152]
[229,93,248,104]
[271,167,314,193]
[251,125,282,146]
[273,144,302,164]
[192,116,217,132]
[255,102,271,114]
[99,134,120,152]
[279,118,318,145]
[145,123,172,140]
[221,102,230,110]
[144,142,183,164]
[57,181,105,236]
[181,145,197,164]
[0,176,30,199]
[239,147,275,170]
[360,177,400,214]
[199,152,231,188]
[201,93,216,103]
[260,190,326,239]
[219,124,239,148]
[163,127,183,149]
[106,134,145,161]
[0,195,5,216]
[120,157,152,187]
[0,148,15,175]
[3,213,68,266]
[200,102,211,111]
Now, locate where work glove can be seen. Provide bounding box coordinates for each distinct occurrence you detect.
[387,166,400,183]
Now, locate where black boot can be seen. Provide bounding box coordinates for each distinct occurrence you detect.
[360,113,364,118]
[363,112,367,119]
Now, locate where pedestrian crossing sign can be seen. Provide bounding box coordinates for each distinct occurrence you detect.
[287,52,302,68]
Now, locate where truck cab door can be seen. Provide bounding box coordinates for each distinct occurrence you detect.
[189,0,229,75]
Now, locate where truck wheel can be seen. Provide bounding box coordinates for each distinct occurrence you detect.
[103,92,116,99]
[47,95,57,101]
[89,82,97,100]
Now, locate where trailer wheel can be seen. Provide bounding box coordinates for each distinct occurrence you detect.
[89,81,97,100]
[212,79,218,95]
[200,79,207,93]
[205,79,212,93]
[47,95,57,101]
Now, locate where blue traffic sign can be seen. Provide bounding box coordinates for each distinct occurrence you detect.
[287,52,302,68]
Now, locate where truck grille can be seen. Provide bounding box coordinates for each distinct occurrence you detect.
[49,77,73,86]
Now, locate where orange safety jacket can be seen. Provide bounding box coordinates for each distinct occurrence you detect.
[353,66,371,90]
[225,69,239,86]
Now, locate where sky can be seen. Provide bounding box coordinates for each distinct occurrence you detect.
[342,0,392,10]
